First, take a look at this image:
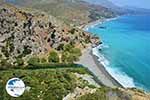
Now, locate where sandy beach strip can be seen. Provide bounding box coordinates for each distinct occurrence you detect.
[76,46,123,88]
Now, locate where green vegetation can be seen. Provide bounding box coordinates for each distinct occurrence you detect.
[62,51,74,63]
[23,44,82,66]
[48,50,59,63]
[1,38,14,57]
[15,58,24,66]
[27,63,82,69]
[40,58,47,63]
[28,56,40,65]
[0,67,89,100]
[62,44,81,63]
[17,45,32,58]
[22,45,32,57]
[63,44,73,52]
[0,59,12,69]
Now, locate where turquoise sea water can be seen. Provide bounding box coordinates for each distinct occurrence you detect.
[87,15,150,91]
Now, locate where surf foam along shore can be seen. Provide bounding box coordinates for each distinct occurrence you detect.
[83,16,136,89]
[92,44,136,88]
[76,46,122,88]
[81,16,139,89]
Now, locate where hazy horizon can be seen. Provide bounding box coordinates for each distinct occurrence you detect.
[109,0,150,9]
[84,0,150,9]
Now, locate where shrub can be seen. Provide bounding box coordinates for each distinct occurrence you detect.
[62,51,74,63]
[48,50,59,63]
[0,59,12,69]
[69,28,76,34]
[62,47,81,63]
[40,58,47,63]
[1,46,9,57]
[57,43,64,51]
[71,48,81,56]
[28,56,40,65]
[63,44,74,52]
[22,45,32,56]
[16,58,24,66]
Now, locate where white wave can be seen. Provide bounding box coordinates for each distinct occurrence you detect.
[106,67,135,88]
[92,46,136,88]
[101,44,110,49]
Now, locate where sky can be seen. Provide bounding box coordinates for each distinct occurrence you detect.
[109,0,150,9]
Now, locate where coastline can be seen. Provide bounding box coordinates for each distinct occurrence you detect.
[76,46,123,88]
[82,15,150,91]
[91,48,123,88]
[77,17,124,88]
[81,17,118,31]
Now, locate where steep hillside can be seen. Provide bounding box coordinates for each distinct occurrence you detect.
[5,0,116,26]
[0,3,100,68]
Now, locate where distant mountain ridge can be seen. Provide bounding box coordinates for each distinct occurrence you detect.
[83,0,150,15]
[83,0,125,14]
[4,0,116,26]
[83,0,117,9]
[123,6,150,14]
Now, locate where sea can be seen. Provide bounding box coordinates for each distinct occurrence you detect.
[86,15,150,91]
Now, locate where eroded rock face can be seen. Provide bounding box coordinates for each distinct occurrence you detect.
[0,4,99,65]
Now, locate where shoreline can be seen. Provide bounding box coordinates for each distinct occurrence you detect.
[91,49,124,88]
[76,46,123,88]
[76,16,126,88]
[81,17,118,31]
[78,17,124,88]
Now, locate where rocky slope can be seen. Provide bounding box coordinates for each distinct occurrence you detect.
[0,3,100,66]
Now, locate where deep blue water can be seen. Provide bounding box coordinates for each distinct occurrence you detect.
[87,15,150,91]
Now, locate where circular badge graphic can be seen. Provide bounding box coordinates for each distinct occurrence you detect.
[6,78,25,97]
